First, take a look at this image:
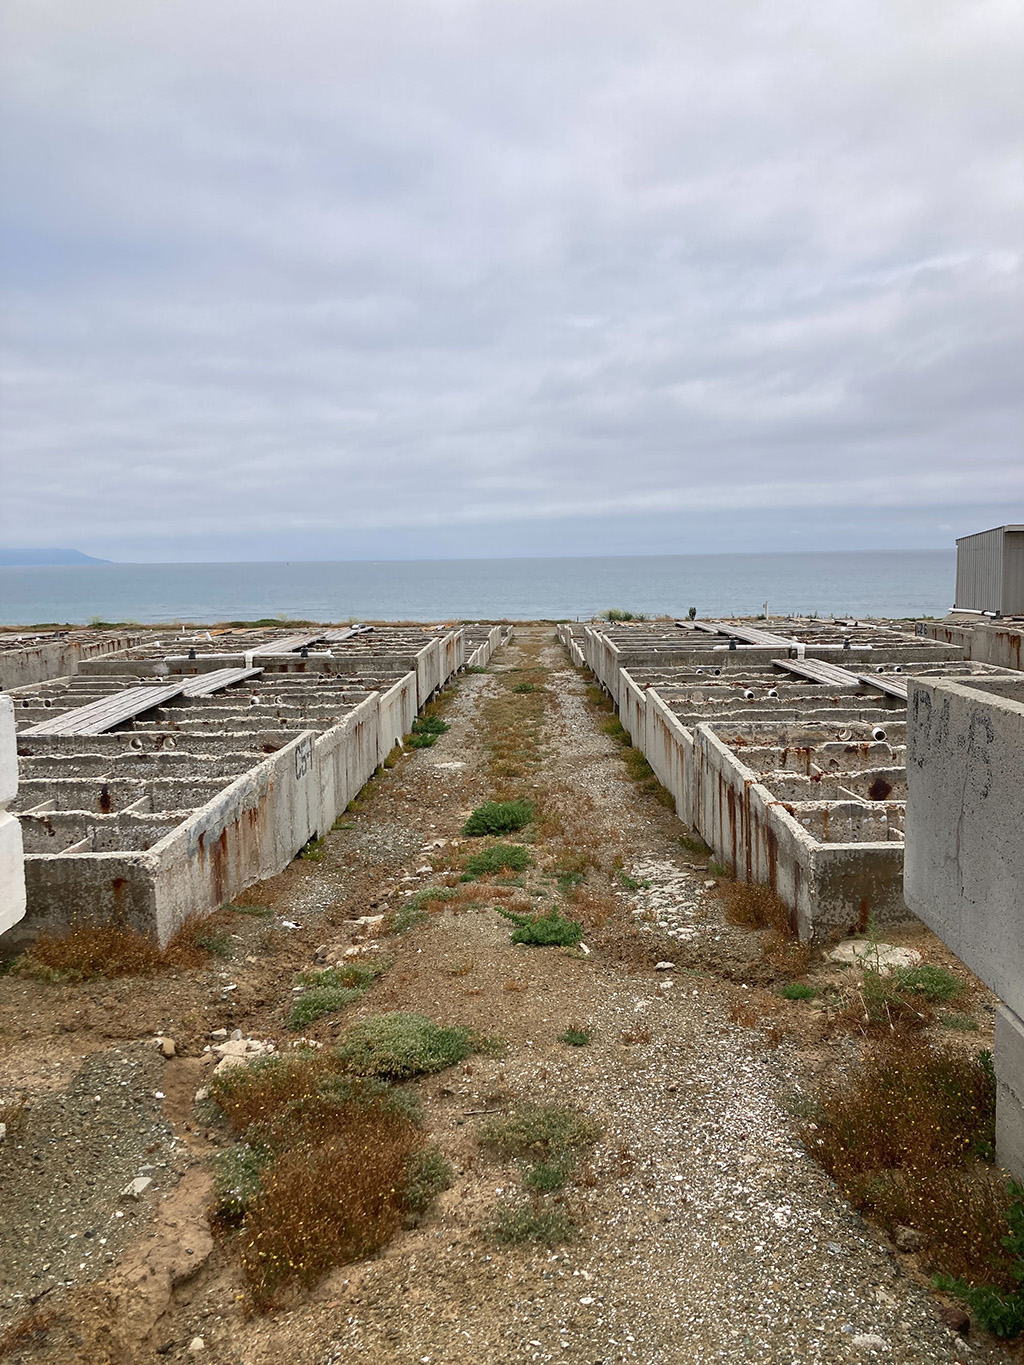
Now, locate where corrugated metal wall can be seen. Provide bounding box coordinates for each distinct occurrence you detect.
[1003,532,1024,615]
[956,528,1004,612]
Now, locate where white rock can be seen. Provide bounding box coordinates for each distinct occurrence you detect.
[655,961,675,971]
[187,1338,206,1354]
[703,879,717,888]
[213,1039,248,1058]
[851,1334,889,1352]
[0,1122,6,1143]
[209,1028,228,1041]
[194,1087,209,1103]
[121,1176,153,1200]
[214,1053,248,1075]
[828,940,922,974]
[229,1028,243,1041]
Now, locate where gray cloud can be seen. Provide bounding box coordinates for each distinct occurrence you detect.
[1,0,1022,559]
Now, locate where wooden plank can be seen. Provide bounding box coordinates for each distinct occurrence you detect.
[712,622,797,647]
[22,683,186,736]
[318,627,358,644]
[256,634,320,656]
[771,657,862,689]
[180,666,263,697]
[857,673,908,700]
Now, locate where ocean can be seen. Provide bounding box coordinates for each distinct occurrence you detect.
[0,551,955,627]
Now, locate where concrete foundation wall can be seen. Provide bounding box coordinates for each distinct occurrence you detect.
[0,634,144,692]
[920,619,1024,672]
[905,675,1024,1020]
[0,696,26,934]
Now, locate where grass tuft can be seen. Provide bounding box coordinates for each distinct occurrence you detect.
[558,1026,592,1047]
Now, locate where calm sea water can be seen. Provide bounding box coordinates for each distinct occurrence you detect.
[0,551,955,627]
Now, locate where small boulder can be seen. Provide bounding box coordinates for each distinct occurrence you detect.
[187,1338,206,1355]
[121,1176,153,1200]
[654,961,675,971]
[828,940,921,975]
[154,1036,176,1059]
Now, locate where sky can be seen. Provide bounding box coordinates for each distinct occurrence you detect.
[1,0,1022,563]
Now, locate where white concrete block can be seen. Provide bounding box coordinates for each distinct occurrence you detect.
[0,695,16,805]
[0,811,26,935]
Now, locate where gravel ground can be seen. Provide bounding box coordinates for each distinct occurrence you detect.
[0,1043,181,1311]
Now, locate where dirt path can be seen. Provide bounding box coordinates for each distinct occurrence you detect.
[0,629,989,1364]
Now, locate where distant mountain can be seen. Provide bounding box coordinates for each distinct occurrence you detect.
[0,548,111,566]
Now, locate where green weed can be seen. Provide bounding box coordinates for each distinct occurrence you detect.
[211,1142,272,1222]
[404,1144,454,1217]
[287,985,364,1028]
[335,1012,481,1080]
[498,905,584,948]
[479,1103,600,1159]
[492,1199,575,1246]
[523,1157,572,1192]
[778,982,817,1001]
[892,964,965,1002]
[557,1027,592,1047]
[463,800,535,837]
[298,836,326,862]
[462,843,534,878]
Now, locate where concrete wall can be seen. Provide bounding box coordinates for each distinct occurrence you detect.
[905,675,1024,1020]
[919,618,1024,672]
[0,695,26,935]
[692,725,905,939]
[905,673,1024,1179]
[0,634,143,692]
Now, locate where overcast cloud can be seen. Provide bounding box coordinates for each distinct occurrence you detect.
[1,0,1022,561]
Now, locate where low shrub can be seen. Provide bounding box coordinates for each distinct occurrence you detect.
[492,1198,576,1246]
[523,1157,572,1192]
[211,1142,272,1222]
[288,957,392,1029]
[498,905,584,948]
[18,924,163,981]
[558,1026,592,1047]
[406,732,439,749]
[287,984,364,1029]
[479,1103,600,1160]
[335,1012,479,1081]
[206,1052,451,1308]
[803,1039,1017,1300]
[462,800,535,837]
[512,682,538,694]
[462,843,533,878]
[404,1144,454,1216]
[412,715,450,735]
[602,609,648,622]
[240,1098,421,1309]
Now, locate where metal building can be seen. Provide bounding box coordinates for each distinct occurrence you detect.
[955,525,1024,616]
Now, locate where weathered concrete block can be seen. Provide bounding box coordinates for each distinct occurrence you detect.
[0,810,26,936]
[0,695,16,805]
[995,1007,1024,1183]
[905,677,1024,1019]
